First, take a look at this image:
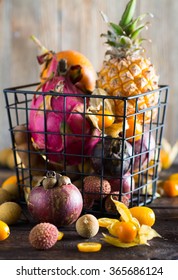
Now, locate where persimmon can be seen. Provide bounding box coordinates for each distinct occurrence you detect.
[129,206,155,227]
[115,221,137,243]
[31,35,96,93]
[163,180,178,197]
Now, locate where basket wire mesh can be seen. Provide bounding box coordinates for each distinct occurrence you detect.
[4,83,169,216]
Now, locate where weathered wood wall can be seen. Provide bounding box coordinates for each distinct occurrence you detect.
[0,0,177,160]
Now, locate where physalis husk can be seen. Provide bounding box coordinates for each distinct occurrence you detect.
[99,198,161,248]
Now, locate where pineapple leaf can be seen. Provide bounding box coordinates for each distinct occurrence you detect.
[106,40,119,47]
[100,11,124,37]
[124,14,146,35]
[130,25,146,40]
[100,10,109,23]
[120,36,132,47]
[110,22,124,36]
[120,0,137,27]
[100,30,116,40]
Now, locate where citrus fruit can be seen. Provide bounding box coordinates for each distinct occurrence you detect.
[2,175,17,188]
[77,242,102,252]
[57,231,64,241]
[163,180,178,197]
[0,220,10,241]
[129,206,155,227]
[169,173,178,183]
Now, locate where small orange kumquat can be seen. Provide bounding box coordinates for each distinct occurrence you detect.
[163,180,178,197]
[0,221,10,241]
[129,206,155,227]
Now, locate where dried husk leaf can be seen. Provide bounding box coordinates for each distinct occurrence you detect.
[87,88,116,132]
[98,217,119,228]
[111,197,133,222]
[89,88,115,114]
[100,199,161,248]
[107,221,121,237]
[138,224,161,244]
[105,121,128,137]
[102,233,139,248]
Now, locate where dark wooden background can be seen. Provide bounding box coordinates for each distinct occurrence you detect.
[0,0,178,161]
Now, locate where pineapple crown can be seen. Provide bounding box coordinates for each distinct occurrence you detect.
[101,0,153,58]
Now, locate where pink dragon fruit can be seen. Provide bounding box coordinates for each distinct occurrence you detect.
[29,57,99,165]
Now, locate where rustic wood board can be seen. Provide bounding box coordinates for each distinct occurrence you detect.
[0,0,178,157]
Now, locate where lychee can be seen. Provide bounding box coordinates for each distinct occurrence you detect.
[83,176,111,209]
[29,222,59,250]
[83,176,111,199]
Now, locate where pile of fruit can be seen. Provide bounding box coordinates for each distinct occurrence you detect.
[11,0,163,218]
[0,172,161,251]
[0,0,174,253]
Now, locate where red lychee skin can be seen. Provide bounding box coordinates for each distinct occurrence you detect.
[83,176,111,199]
[29,223,58,250]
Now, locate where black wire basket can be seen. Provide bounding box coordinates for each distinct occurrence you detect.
[4,83,169,216]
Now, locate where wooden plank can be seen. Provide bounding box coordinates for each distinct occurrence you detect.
[0,0,178,163]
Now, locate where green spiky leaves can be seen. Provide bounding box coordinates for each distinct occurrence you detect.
[100,0,153,57]
[120,0,137,27]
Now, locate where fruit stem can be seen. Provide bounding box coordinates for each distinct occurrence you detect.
[35,72,55,92]
[30,34,49,53]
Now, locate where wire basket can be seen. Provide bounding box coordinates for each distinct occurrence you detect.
[4,83,169,216]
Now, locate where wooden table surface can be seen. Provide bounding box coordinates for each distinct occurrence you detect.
[0,166,178,260]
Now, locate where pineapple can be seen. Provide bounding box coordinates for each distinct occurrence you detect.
[97,0,159,123]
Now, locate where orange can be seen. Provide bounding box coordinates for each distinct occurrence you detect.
[0,221,10,241]
[77,242,102,252]
[129,206,155,227]
[115,221,137,243]
[126,117,142,142]
[163,180,178,197]
[97,109,115,129]
[1,175,17,188]
[41,50,96,93]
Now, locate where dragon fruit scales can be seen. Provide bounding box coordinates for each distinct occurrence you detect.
[29,57,99,166]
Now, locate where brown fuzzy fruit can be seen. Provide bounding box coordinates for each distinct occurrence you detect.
[2,183,19,200]
[75,214,99,238]
[83,176,111,209]
[0,188,12,205]
[29,222,59,250]
[0,201,22,225]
